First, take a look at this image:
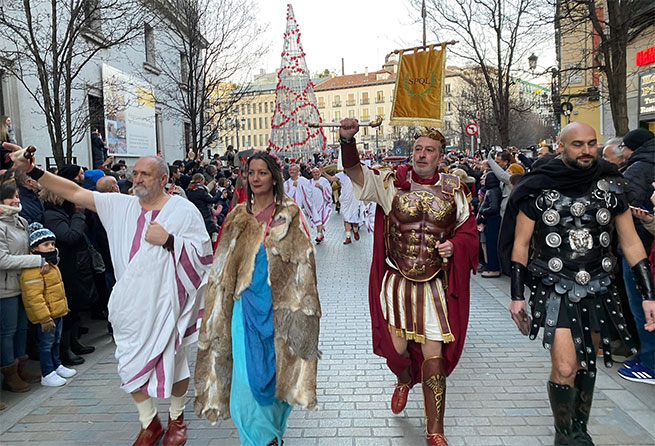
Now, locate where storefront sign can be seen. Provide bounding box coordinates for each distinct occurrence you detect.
[636,46,655,67]
[639,70,655,120]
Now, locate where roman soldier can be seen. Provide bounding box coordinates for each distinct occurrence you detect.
[339,118,478,446]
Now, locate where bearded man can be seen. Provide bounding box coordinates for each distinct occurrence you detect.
[12,149,212,446]
[339,118,478,445]
[500,122,655,445]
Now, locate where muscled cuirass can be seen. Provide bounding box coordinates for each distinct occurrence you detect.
[385,175,459,282]
[529,177,628,301]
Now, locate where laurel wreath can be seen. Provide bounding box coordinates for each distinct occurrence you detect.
[403,70,437,98]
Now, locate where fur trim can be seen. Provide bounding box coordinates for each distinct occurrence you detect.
[194,199,321,423]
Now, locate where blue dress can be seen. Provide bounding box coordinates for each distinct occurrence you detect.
[230,244,292,446]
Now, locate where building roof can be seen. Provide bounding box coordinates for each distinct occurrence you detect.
[314,70,397,91]
[243,77,328,94]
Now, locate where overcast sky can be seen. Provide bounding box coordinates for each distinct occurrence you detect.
[252,0,556,81]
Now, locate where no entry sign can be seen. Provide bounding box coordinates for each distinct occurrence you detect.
[465,123,479,136]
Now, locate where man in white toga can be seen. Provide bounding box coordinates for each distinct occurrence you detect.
[308,167,332,243]
[12,150,212,446]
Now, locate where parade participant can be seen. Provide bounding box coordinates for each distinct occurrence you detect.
[308,167,332,243]
[321,166,363,244]
[338,118,478,446]
[194,152,320,446]
[283,164,312,217]
[500,122,655,445]
[11,149,212,446]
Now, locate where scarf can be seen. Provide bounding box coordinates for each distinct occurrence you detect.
[38,248,59,266]
[394,164,440,190]
[0,204,22,215]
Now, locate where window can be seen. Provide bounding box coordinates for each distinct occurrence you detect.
[253,118,257,130]
[445,83,451,96]
[242,135,245,147]
[183,122,191,151]
[259,117,262,129]
[347,93,355,106]
[270,101,274,111]
[265,102,268,113]
[445,121,452,130]
[348,110,355,118]
[318,97,325,108]
[333,95,341,107]
[361,92,369,105]
[83,0,102,35]
[247,104,251,114]
[180,52,188,83]
[259,103,262,114]
[363,127,369,137]
[361,109,370,121]
[259,135,263,146]
[144,23,155,64]
[241,104,245,115]
[247,118,251,130]
[376,90,384,103]
[334,111,341,120]
[265,119,269,129]
[446,102,452,113]
[377,107,384,119]
[247,135,251,146]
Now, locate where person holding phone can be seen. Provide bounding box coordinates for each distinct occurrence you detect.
[502,122,655,446]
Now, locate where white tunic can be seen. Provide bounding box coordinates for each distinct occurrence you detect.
[308,177,333,227]
[284,176,312,224]
[94,193,212,398]
[336,172,362,224]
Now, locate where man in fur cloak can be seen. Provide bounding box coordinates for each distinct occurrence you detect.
[338,118,478,446]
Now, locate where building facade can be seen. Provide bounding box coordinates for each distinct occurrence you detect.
[0,0,193,168]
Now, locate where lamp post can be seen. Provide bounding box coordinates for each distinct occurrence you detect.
[228,108,246,151]
[528,53,561,134]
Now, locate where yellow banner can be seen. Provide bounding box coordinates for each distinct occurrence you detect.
[390,44,446,127]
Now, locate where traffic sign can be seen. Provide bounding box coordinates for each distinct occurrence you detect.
[465,123,479,136]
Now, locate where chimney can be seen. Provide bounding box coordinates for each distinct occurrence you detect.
[341,58,345,76]
[365,66,368,76]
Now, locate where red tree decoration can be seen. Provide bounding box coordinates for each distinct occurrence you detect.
[268,4,327,158]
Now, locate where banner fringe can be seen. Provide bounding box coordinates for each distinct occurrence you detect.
[389,118,444,128]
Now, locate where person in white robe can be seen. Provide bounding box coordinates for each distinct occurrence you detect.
[308,167,332,243]
[321,167,363,244]
[11,151,211,446]
[284,164,313,225]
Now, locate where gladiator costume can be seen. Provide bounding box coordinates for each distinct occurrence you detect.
[341,132,478,446]
[500,157,654,446]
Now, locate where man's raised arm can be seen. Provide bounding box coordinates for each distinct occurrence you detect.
[339,118,364,186]
[11,148,96,212]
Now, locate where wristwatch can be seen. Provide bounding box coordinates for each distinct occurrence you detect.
[339,136,356,145]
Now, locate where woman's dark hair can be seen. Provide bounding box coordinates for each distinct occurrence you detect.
[0,183,18,201]
[245,152,285,215]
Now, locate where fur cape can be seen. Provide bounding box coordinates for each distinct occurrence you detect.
[194,198,321,424]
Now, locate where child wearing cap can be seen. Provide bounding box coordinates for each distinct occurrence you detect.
[20,222,76,387]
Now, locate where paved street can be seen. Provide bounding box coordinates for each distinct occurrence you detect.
[1,211,654,446]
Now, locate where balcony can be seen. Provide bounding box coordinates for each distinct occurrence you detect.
[375,97,385,103]
[333,101,342,107]
[346,100,356,106]
[361,99,370,105]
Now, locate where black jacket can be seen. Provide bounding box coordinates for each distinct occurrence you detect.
[623,138,655,251]
[187,186,221,235]
[91,133,107,169]
[478,173,502,221]
[43,201,98,310]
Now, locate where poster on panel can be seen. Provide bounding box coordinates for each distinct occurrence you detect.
[102,64,156,157]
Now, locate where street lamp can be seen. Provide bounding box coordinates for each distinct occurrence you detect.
[227,108,246,150]
[527,53,561,133]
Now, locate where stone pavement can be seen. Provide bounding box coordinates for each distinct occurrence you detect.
[0,211,653,445]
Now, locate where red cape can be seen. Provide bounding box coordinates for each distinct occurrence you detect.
[368,166,478,384]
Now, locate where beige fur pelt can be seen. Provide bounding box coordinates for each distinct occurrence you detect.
[194,198,321,424]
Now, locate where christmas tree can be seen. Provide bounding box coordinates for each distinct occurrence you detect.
[268,4,326,159]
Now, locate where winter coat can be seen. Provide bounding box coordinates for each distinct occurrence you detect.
[0,211,43,298]
[478,173,502,221]
[91,133,107,169]
[18,185,45,225]
[20,263,68,324]
[187,185,221,235]
[623,139,655,251]
[43,201,98,310]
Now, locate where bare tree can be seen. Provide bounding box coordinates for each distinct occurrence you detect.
[555,1,653,136]
[412,0,552,147]
[152,0,266,157]
[0,0,146,167]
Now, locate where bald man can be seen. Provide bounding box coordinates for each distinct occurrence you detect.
[96,175,120,193]
[502,122,655,445]
[12,152,212,446]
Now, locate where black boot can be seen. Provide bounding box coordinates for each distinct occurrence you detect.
[571,370,595,445]
[60,328,84,366]
[547,381,577,446]
[70,322,95,355]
